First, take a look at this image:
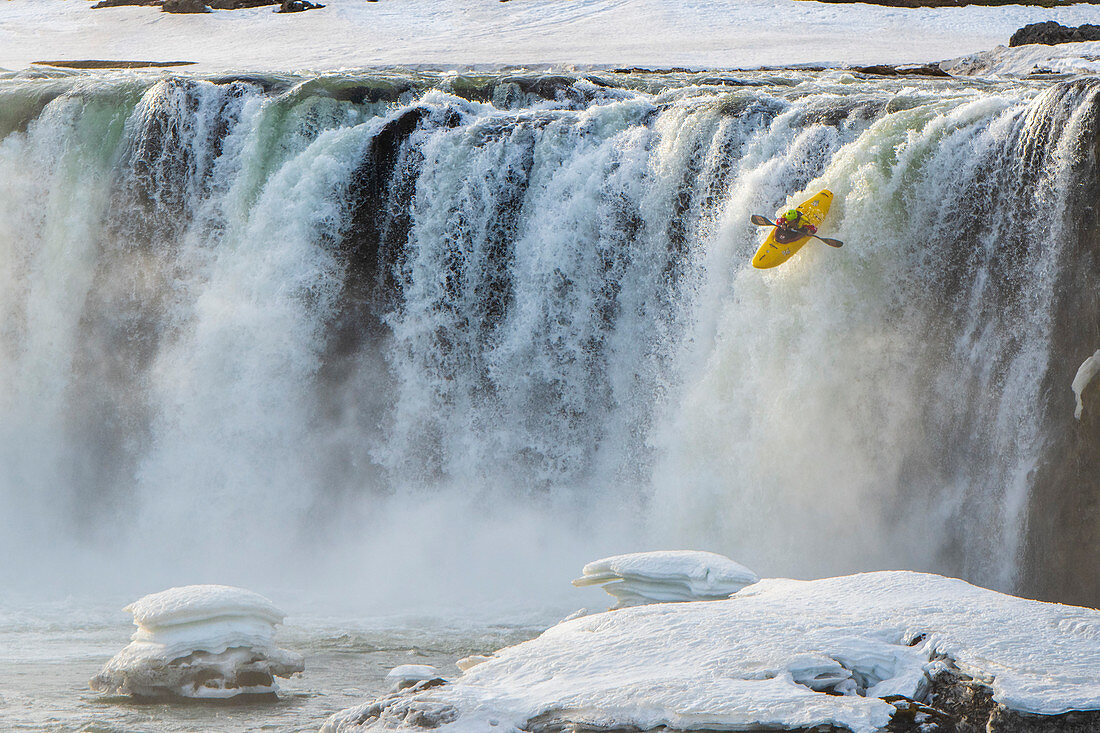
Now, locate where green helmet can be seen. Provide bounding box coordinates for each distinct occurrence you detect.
[785,209,800,220]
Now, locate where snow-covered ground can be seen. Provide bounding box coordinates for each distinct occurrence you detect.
[3,0,1100,73]
[324,571,1100,733]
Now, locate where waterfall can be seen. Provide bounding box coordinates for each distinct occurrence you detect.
[0,69,1096,606]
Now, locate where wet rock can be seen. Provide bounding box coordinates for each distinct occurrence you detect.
[1010,22,1100,47]
[275,0,324,12]
[162,0,210,11]
[321,679,457,732]
[854,63,950,77]
[208,0,278,7]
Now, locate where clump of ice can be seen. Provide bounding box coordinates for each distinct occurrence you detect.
[90,585,303,699]
[943,41,1100,77]
[387,664,443,691]
[1072,349,1100,419]
[572,550,759,608]
[322,571,1100,733]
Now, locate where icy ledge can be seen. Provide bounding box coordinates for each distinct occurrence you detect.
[91,584,303,699]
[1072,349,1100,420]
[572,550,759,608]
[322,572,1100,733]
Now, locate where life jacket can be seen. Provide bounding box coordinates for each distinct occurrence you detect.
[776,209,817,236]
[778,210,803,229]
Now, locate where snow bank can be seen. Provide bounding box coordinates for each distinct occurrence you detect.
[90,585,303,699]
[322,571,1100,733]
[4,0,1100,74]
[943,41,1100,77]
[572,550,758,608]
[1073,349,1100,420]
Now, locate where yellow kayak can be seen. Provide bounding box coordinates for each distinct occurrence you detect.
[751,190,834,269]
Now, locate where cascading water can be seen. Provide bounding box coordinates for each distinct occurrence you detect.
[0,68,1097,607]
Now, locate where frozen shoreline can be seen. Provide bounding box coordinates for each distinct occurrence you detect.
[4,0,1100,75]
[324,572,1100,733]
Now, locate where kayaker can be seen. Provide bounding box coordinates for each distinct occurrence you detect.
[776,208,817,235]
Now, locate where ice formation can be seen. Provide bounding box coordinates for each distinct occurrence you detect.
[322,571,1100,733]
[387,665,443,691]
[572,550,759,608]
[90,585,303,699]
[943,41,1100,77]
[1072,349,1100,419]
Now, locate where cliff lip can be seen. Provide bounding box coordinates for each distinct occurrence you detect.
[323,571,1100,733]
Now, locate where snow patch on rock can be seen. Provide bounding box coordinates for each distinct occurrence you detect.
[90,584,303,699]
[387,664,443,691]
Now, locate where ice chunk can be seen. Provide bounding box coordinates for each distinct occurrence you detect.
[90,584,303,699]
[124,584,286,628]
[456,655,491,672]
[572,550,758,608]
[1072,349,1100,419]
[387,664,442,691]
[323,571,1100,733]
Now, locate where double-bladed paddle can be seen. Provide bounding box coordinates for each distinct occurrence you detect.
[751,214,843,248]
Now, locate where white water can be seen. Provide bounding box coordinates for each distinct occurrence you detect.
[0,69,1095,613]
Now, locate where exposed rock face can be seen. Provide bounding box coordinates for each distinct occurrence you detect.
[162,0,210,12]
[853,63,950,77]
[1010,22,1100,47]
[1018,78,1100,608]
[276,0,325,11]
[209,0,278,7]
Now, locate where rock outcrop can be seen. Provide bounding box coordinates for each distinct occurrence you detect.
[1010,22,1100,48]
[275,0,325,12]
[162,0,210,12]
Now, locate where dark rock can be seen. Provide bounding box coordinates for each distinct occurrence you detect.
[854,63,950,77]
[208,0,277,7]
[275,0,324,12]
[162,0,210,11]
[1018,77,1100,608]
[1010,22,1100,47]
[395,677,448,692]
